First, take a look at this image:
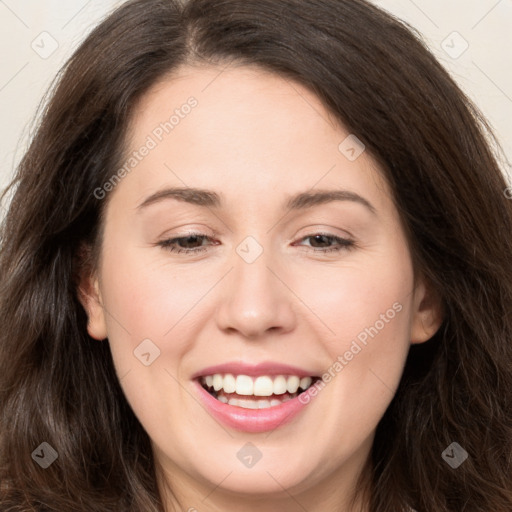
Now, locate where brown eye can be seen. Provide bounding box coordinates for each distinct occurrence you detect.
[157,233,212,254]
[295,233,355,253]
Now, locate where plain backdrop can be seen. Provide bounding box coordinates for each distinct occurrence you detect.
[1,0,511,218]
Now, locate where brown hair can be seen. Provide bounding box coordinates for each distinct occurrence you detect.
[1,0,511,510]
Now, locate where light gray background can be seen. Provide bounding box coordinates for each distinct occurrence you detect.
[1,0,511,216]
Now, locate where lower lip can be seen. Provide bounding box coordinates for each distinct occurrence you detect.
[193,380,315,433]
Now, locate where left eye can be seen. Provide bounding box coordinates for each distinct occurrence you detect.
[156,232,355,255]
[295,233,355,253]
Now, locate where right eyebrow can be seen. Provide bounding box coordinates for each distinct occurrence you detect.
[136,187,221,211]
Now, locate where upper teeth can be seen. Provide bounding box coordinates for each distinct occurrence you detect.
[201,374,314,396]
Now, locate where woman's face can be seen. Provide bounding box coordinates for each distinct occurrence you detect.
[80,64,442,510]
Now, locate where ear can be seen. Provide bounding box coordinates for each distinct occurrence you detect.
[410,274,444,344]
[76,244,108,341]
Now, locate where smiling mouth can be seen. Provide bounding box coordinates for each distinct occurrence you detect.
[198,374,321,410]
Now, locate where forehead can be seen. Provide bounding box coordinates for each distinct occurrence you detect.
[113,63,393,218]
[129,63,345,145]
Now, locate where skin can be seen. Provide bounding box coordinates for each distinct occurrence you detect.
[79,63,443,512]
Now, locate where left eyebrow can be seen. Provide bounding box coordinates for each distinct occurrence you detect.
[284,189,377,216]
[135,186,377,216]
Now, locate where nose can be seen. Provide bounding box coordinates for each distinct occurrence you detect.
[215,241,297,340]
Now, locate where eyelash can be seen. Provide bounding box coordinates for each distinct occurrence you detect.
[156,232,355,255]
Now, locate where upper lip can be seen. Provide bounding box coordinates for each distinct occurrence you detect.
[191,361,320,380]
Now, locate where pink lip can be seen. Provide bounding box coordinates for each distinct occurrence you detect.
[193,380,317,433]
[190,361,318,379]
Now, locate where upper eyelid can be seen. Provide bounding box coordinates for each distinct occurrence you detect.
[162,231,352,241]
[163,224,354,239]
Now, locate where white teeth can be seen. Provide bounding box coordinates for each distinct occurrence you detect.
[224,396,290,409]
[287,375,300,393]
[223,374,236,393]
[235,375,254,395]
[273,375,288,395]
[300,377,312,390]
[202,373,316,396]
[232,398,259,409]
[212,374,223,391]
[254,376,274,396]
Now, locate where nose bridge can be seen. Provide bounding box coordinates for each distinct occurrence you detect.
[234,234,274,295]
[215,234,296,338]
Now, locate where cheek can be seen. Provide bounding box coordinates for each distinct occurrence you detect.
[299,278,412,470]
[291,251,412,355]
[100,244,207,340]
[97,249,200,428]
[97,249,201,396]
[293,245,413,413]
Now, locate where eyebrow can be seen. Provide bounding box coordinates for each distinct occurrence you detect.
[136,187,377,215]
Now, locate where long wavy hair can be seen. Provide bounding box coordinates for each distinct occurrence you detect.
[1,0,511,510]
